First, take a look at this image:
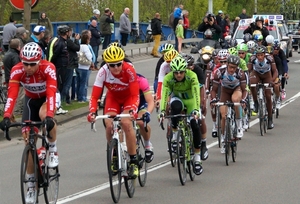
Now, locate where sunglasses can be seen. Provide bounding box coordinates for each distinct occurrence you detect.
[219,61,227,64]
[238,52,245,55]
[108,62,122,68]
[173,71,186,75]
[23,62,39,66]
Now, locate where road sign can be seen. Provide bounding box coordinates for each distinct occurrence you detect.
[9,0,38,10]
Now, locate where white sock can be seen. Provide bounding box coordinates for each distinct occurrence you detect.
[144,140,151,147]
[56,92,61,108]
[49,140,57,152]
[194,153,201,162]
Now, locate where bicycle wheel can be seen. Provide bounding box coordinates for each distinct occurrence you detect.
[259,100,264,136]
[177,130,187,185]
[167,125,176,167]
[124,175,135,198]
[225,118,231,166]
[20,146,39,204]
[107,139,121,203]
[186,125,195,181]
[276,107,279,118]
[137,134,147,187]
[216,107,221,148]
[263,103,268,134]
[231,121,237,162]
[43,164,59,204]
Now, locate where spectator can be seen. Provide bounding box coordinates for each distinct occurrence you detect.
[243,16,269,45]
[176,19,184,53]
[37,12,53,36]
[168,7,177,28]
[223,14,231,38]
[99,8,115,50]
[151,13,162,58]
[182,10,190,47]
[2,38,22,119]
[119,7,131,46]
[66,27,80,105]
[197,29,221,50]
[89,19,101,67]
[88,9,100,27]
[239,9,248,19]
[47,25,70,114]
[2,16,17,52]
[77,32,93,103]
[28,25,46,58]
[173,4,183,31]
[15,27,29,48]
[39,29,52,59]
[198,13,222,41]
[233,17,240,35]
[216,10,224,28]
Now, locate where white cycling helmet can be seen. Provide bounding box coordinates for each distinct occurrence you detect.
[265,35,275,44]
[217,49,230,60]
[247,40,256,49]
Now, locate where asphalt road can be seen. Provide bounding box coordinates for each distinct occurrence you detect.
[1,51,300,204]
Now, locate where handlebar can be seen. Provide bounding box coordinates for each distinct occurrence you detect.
[159,114,192,131]
[215,102,241,106]
[250,83,270,88]
[3,120,44,141]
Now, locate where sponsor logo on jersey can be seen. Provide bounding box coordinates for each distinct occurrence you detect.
[44,65,57,80]
[4,98,13,112]
[23,83,46,93]
[10,69,23,79]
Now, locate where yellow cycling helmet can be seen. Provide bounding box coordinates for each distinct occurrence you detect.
[164,50,179,62]
[200,46,214,55]
[103,46,125,63]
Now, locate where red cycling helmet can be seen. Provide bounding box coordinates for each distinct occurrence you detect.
[20,42,42,62]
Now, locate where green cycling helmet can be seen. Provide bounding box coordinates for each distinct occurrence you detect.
[236,43,248,52]
[170,56,187,72]
[228,47,238,56]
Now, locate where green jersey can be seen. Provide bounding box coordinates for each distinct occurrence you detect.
[160,69,200,114]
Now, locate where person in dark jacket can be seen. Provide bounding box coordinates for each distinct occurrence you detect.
[89,19,101,67]
[37,12,53,36]
[88,9,100,28]
[239,9,248,19]
[47,25,69,114]
[198,13,222,41]
[99,8,114,50]
[197,29,221,50]
[14,27,29,48]
[66,27,80,104]
[151,13,162,58]
[3,38,23,118]
[243,16,269,45]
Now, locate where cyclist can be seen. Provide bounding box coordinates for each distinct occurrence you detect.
[0,42,58,203]
[159,56,203,175]
[87,46,140,179]
[156,49,179,101]
[272,42,289,100]
[153,43,174,94]
[241,33,252,44]
[247,40,257,54]
[248,46,278,129]
[136,73,155,163]
[182,53,208,160]
[210,55,248,153]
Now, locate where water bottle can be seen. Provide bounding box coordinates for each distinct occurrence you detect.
[37,147,46,174]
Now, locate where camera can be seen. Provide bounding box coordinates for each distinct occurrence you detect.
[207,14,213,22]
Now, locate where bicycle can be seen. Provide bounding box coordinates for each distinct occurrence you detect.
[250,83,270,136]
[91,114,147,203]
[0,66,7,116]
[215,102,241,166]
[130,27,146,44]
[4,120,60,204]
[159,111,196,185]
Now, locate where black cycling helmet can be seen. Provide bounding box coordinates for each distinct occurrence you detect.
[255,16,264,23]
[57,25,70,35]
[227,55,240,65]
[256,45,266,54]
[181,53,195,66]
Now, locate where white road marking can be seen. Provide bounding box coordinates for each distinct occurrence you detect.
[57,92,300,203]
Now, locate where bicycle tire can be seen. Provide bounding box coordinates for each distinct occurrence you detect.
[263,103,268,134]
[137,134,148,187]
[20,145,39,204]
[167,124,176,167]
[231,120,237,162]
[276,108,279,118]
[177,130,187,185]
[124,176,135,198]
[186,124,195,181]
[43,165,59,204]
[216,106,221,148]
[107,139,122,203]
[225,118,231,166]
[259,99,264,136]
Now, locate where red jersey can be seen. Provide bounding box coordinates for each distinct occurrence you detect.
[4,60,57,118]
[89,62,139,113]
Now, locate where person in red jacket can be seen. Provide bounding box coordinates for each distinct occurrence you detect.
[0,42,58,203]
[87,46,140,179]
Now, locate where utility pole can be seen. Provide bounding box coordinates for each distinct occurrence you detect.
[133,0,139,34]
[254,0,257,14]
[23,0,31,31]
[208,0,213,13]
